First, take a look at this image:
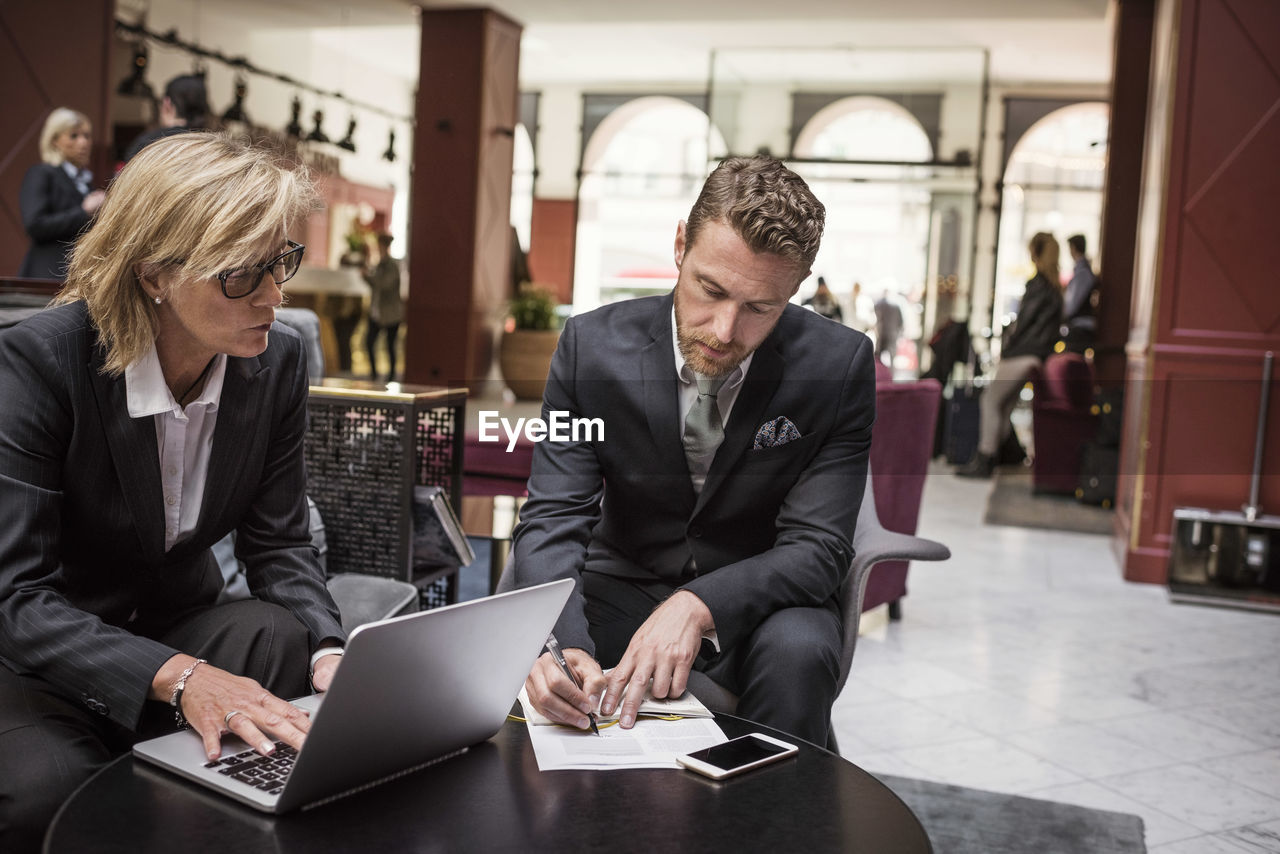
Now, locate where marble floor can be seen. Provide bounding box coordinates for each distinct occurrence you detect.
[832,463,1280,853]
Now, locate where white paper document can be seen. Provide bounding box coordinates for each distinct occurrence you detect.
[526,714,727,770]
[518,687,727,770]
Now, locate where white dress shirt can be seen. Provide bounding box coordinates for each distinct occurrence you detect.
[125,347,227,552]
[60,161,92,196]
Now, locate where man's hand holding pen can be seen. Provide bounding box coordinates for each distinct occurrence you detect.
[525,644,606,734]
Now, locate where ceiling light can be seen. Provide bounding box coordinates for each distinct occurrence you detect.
[285,96,303,138]
[305,109,330,144]
[337,117,357,152]
[117,43,155,99]
[221,74,250,125]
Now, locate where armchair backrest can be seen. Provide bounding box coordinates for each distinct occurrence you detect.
[275,307,325,381]
[1035,352,1094,411]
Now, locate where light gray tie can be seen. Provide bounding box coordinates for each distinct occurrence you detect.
[683,373,728,465]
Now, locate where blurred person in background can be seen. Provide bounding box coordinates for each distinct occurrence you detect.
[123,73,210,162]
[1060,233,1098,353]
[18,108,105,280]
[873,289,903,367]
[362,232,404,382]
[802,276,843,323]
[957,232,1063,478]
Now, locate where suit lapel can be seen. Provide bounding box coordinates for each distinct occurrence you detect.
[641,295,687,472]
[200,355,265,532]
[693,336,784,516]
[87,348,165,564]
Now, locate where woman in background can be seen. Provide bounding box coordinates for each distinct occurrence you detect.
[18,108,106,280]
[0,134,345,851]
[957,231,1064,478]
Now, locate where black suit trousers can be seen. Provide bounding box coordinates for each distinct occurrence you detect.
[582,571,841,746]
[0,599,311,853]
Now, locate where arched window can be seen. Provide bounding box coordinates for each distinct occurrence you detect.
[510,122,535,259]
[993,102,1108,334]
[795,96,933,162]
[574,97,726,312]
[793,96,934,371]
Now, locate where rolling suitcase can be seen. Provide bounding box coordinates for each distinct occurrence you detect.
[944,385,981,465]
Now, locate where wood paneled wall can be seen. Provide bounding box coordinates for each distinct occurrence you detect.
[1118,0,1280,582]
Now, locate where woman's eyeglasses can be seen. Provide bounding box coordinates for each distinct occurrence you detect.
[216,241,305,299]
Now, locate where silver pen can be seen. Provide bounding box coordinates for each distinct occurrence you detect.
[545,633,601,736]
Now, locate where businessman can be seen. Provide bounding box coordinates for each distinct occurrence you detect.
[513,156,876,745]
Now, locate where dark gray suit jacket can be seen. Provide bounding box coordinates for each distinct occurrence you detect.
[18,163,92,280]
[0,302,344,730]
[512,293,876,654]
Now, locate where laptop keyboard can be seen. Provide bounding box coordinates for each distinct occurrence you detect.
[205,742,297,796]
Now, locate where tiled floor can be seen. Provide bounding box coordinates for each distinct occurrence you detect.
[833,463,1280,853]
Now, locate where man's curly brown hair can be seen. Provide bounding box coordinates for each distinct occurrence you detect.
[684,155,825,275]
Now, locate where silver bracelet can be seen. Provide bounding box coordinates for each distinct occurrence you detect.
[169,658,206,728]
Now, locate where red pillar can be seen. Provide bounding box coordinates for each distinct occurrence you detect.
[405,7,522,387]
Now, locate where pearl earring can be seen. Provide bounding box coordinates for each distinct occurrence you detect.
[154,297,162,305]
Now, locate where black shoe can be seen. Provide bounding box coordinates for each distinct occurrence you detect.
[997,431,1028,466]
[956,452,994,478]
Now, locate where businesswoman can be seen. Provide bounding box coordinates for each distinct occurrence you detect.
[17,108,106,280]
[0,134,346,851]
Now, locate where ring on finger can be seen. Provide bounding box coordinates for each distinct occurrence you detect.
[224,710,245,726]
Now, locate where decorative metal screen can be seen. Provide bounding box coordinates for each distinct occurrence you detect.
[304,383,465,608]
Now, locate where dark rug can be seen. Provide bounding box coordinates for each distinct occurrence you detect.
[876,773,1147,854]
[983,468,1113,536]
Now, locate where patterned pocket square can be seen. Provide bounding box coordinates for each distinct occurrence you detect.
[753,416,802,450]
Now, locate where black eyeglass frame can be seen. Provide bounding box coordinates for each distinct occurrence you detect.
[214,240,306,299]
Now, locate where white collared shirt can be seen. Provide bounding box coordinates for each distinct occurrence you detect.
[671,306,753,494]
[60,161,92,196]
[125,347,228,552]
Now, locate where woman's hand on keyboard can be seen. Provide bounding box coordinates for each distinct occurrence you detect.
[176,662,311,761]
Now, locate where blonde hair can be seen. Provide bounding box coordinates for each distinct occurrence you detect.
[39,108,90,166]
[1029,231,1060,282]
[57,133,318,375]
[685,155,825,276]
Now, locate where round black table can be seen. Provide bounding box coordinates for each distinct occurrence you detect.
[46,714,932,852]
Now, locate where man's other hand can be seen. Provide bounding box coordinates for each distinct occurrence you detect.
[602,590,713,728]
[524,648,605,731]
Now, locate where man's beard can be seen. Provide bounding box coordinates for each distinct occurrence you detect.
[674,288,751,378]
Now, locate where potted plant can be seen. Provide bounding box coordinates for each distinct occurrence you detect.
[499,285,561,400]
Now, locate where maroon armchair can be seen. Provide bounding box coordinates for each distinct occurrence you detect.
[463,430,535,498]
[865,378,943,618]
[1030,352,1097,495]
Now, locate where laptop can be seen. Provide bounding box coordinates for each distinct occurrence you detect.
[133,578,573,813]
